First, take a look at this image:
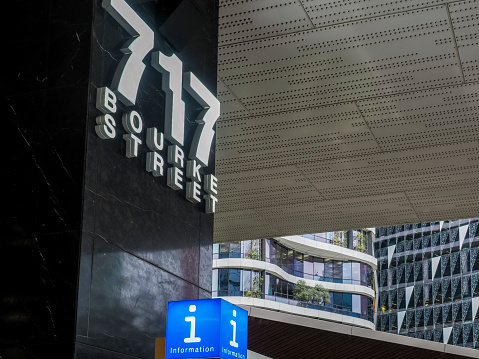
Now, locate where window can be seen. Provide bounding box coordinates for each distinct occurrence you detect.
[218,268,229,295]
[242,270,251,292]
[333,260,343,283]
[360,263,368,286]
[366,265,373,288]
[267,274,278,296]
[352,262,361,285]
[343,293,352,311]
[243,239,261,260]
[265,239,271,262]
[270,240,277,265]
[343,261,352,284]
[278,279,288,298]
[361,296,368,317]
[324,259,333,282]
[352,294,361,314]
[303,254,313,280]
[228,268,241,295]
[333,292,343,308]
[219,243,229,259]
[230,242,241,258]
[212,269,218,293]
[281,246,289,273]
[314,257,324,280]
[287,282,295,299]
[294,251,303,277]
[286,249,294,274]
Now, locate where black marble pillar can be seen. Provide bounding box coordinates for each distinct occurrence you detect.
[2,1,218,358]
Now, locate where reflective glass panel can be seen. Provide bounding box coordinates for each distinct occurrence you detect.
[228,269,241,292]
[343,261,352,284]
[324,259,333,282]
[242,270,251,292]
[294,251,303,277]
[314,258,324,280]
[230,242,241,258]
[333,260,343,283]
[304,254,313,278]
[352,262,361,284]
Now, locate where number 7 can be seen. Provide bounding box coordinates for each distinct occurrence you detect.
[183,72,220,168]
[102,0,154,106]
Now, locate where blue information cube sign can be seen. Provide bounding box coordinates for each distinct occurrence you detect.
[165,298,248,359]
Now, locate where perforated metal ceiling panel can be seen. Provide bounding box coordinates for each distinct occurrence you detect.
[214,0,479,242]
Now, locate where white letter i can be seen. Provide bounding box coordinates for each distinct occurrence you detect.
[230,310,238,348]
[184,305,201,343]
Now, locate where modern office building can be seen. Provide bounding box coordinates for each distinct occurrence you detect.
[212,230,377,329]
[374,218,479,348]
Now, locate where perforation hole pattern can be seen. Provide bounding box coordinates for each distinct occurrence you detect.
[214,0,479,243]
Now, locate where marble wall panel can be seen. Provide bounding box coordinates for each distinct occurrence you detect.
[0,231,80,346]
[76,237,200,358]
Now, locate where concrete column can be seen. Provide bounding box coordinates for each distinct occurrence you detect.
[368,231,374,255]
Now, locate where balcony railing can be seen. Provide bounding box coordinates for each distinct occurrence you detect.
[214,290,374,323]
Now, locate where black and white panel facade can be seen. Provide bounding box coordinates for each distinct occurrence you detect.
[375,219,479,349]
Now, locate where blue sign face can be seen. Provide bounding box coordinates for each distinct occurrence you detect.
[165,299,248,359]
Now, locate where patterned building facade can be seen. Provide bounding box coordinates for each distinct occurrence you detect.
[374,219,479,348]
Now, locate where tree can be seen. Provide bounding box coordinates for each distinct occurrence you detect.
[293,280,331,305]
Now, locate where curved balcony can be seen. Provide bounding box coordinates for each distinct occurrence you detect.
[214,238,376,290]
[277,235,377,270]
[213,257,375,299]
[219,295,375,330]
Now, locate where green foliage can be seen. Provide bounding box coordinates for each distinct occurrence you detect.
[246,240,261,260]
[248,246,260,260]
[245,274,263,298]
[355,231,368,253]
[333,231,347,247]
[293,280,331,305]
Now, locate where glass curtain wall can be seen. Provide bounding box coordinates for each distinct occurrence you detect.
[214,239,374,288]
[213,268,374,322]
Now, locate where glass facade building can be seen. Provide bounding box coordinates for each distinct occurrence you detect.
[374,218,479,348]
[213,230,377,326]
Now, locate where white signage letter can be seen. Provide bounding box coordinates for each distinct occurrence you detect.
[230,310,238,348]
[186,182,202,203]
[184,305,201,343]
[186,160,202,183]
[122,110,143,134]
[167,167,183,190]
[123,134,142,158]
[95,114,116,139]
[168,145,185,168]
[146,127,164,151]
[146,152,164,177]
[204,194,217,214]
[151,52,185,146]
[183,72,220,167]
[204,174,217,195]
[96,87,117,114]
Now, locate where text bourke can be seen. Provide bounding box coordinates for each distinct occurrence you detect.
[95,0,218,213]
